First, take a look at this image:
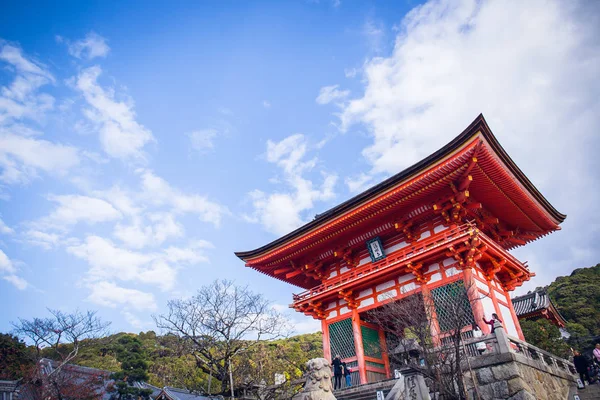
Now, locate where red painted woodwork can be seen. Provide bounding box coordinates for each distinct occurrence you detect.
[321,320,332,361]
[235,115,566,383]
[352,309,367,384]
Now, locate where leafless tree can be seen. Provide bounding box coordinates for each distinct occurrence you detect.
[154,279,290,396]
[368,280,480,399]
[12,309,110,400]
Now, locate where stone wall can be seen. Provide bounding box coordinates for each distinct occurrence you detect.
[463,352,575,400]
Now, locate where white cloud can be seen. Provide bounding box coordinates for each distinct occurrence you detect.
[41,194,122,229]
[0,131,80,184]
[0,249,16,274]
[362,18,385,53]
[316,84,350,105]
[87,281,156,311]
[114,212,184,249]
[94,185,142,217]
[337,0,600,289]
[0,42,55,125]
[345,172,373,193]
[67,235,212,291]
[0,249,28,290]
[63,32,110,60]
[186,129,217,152]
[263,100,271,109]
[24,230,61,249]
[0,43,77,186]
[139,170,228,226]
[289,317,321,335]
[122,310,147,329]
[3,274,28,290]
[75,66,154,160]
[0,217,14,235]
[246,134,337,235]
[344,68,359,78]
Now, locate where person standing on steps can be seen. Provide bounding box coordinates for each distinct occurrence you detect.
[332,354,343,390]
[574,350,591,387]
[593,343,600,367]
[342,361,352,387]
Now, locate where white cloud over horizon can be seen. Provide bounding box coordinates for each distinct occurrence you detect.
[75,66,154,160]
[333,0,600,291]
[245,134,338,235]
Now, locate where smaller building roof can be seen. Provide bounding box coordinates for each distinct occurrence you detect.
[158,386,212,400]
[512,289,567,327]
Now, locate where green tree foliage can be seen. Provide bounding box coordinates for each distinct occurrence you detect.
[547,263,600,336]
[109,335,152,399]
[34,330,322,395]
[520,319,570,358]
[0,333,34,380]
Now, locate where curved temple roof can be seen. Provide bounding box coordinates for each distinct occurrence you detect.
[236,114,565,268]
[512,289,567,327]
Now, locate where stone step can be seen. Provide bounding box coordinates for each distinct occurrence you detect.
[334,379,397,400]
[575,382,600,400]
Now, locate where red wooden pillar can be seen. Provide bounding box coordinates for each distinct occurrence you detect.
[351,309,367,384]
[505,294,525,340]
[421,285,441,347]
[378,329,391,378]
[487,280,502,318]
[463,268,486,331]
[321,319,332,361]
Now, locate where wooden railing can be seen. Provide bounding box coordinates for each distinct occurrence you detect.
[292,224,475,303]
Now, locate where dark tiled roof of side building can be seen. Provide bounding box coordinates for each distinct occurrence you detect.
[512,289,552,315]
[158,386,212,400]
[511,288,567,326]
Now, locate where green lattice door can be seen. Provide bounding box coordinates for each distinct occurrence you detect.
[431,280,475,332]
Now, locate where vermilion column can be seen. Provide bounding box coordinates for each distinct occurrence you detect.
[421,285,441,347]
[463,268,486,332]
[487,280,502,318]
[378,329,391,378]
[505,294,525,340]
[321,319,332,361]
[351,309,367,384]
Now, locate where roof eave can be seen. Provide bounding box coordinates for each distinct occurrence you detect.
[236,114,566,262]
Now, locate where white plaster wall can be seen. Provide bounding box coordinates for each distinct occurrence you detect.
[481,295,496,320]
[499,303,519,338]
[377,289,398,302]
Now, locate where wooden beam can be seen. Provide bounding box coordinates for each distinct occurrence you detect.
[274,267,293,275]
[285,269,304,279]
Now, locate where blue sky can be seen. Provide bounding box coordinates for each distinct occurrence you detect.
[1,0,599,335]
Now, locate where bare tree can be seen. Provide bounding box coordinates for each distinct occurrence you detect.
[368,280,480,399]
[12,309,110,400]
[154,279,289,396]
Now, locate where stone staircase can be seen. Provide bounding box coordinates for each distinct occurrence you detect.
[575,382,600,399]
[334,379,397,400]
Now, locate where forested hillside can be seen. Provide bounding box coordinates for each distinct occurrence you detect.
[521,263,600,356]
[547,263,600,336]
[45,331,323,391]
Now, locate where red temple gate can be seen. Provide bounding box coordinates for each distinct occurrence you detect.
[235,114,565,385]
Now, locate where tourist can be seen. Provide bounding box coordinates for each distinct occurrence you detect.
[471,324,486,355]
[482,313,503,333]
[573,350,591,386]
[342,362,352,387]
[332,354,343,390]
[593,343,600,366]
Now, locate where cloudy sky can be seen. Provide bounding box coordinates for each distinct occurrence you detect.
[1,0,599,335]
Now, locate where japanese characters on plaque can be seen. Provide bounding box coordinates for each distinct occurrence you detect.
[366,236,386,262]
